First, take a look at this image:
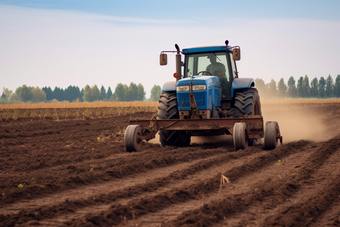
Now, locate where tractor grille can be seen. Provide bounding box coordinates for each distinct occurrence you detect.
[214,88,220,100]
[177,92,206,110]
[178,93,190,109]
[194,92,206,108]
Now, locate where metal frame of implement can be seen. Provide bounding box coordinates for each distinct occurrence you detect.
[129,115,269,142]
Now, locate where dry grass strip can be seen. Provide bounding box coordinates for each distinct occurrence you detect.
[0,101,158,109]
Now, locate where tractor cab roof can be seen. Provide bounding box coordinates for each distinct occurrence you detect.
[182,45,232,54]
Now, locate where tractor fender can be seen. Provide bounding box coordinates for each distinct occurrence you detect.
[162,81,177,92]
[231,78,255,97]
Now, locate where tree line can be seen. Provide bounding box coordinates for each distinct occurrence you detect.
[1,74,340,104]
[1,83,162,104]
[256,75,340,99]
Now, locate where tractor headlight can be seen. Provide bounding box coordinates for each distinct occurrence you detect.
[176,86,189,92]
[192,85,207,91]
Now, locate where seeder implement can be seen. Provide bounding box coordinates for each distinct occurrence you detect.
[124,116,282,152]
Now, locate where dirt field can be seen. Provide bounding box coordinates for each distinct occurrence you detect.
[1,102,340,227]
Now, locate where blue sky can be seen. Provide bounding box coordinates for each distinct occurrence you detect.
[1,0,340,98]
[1,0,340,20]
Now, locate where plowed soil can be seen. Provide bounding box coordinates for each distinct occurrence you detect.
[1,102,340,227]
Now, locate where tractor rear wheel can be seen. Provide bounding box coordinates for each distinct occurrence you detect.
[157,92,190,147]
[234,88,262,116]
[234,88,261,145]
[233,122,248,150]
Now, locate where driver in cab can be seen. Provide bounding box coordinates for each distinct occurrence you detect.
[206,54,229,98]
[206,55,226,77]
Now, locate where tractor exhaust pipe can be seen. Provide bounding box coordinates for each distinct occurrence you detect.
[175,44,181,81]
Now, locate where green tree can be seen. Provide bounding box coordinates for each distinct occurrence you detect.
[123,84,129,101]
[325,75,334,98]
[297,76,303,97]
[83,85,101,102]
[267,79,277,98]
[302,75,310,98]
[310,77,318,98]
[107,87,113,100]
[80,88,84,102]
[277,78,287,98]
[0,91,6,104]
[150,85,162,101]
[287,76,297,98]
[334,75,340,98]
[9,93,20,103]
[42,87,53,101]
[114,83,126,101]
[0,95,6,104]
[255,78,266,88]
[255,78,267,97]
[53,87,65,101]
[137,83,146,101]
[318,77,326,98]
[64,86,81,102]
[90,85,101,101]
[110,93,116,101]
[74,86,82,101]
[32,87,47,103]
[100,85,107,100]
[82,85,91,102]
[16,85,33,102]
[127,82,138,101]
[2,88,13,101]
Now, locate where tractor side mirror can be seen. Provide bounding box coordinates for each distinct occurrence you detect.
[160,54,167,65]
[233,48,241,61]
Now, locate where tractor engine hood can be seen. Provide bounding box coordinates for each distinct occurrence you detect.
[176,75,219,86]
[176,76,221,111]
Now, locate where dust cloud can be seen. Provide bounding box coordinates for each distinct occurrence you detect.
[262,106,333,143]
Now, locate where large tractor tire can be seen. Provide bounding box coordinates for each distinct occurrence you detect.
[234,88,262,116]
[234,88,262,146]
[157,92,190,147]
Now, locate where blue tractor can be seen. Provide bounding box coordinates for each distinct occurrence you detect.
[125,40,282,151]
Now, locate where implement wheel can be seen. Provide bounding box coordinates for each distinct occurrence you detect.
[264,121,279,150]
[157,92,190,147]
[233,122,248,150]
[124,125,142,152]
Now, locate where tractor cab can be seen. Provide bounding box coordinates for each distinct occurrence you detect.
[182,46,239,98]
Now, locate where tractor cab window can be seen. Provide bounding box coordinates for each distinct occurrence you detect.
[185,52,231,97]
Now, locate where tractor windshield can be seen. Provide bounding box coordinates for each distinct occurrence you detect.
[184,52,232,97]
